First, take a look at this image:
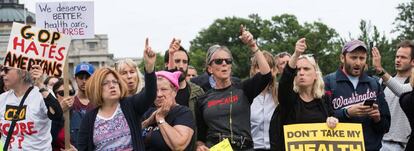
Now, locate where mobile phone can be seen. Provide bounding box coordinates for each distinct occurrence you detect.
[363,99,375,107]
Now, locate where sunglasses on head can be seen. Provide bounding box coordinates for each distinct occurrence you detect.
[56,89,76,97]
[210,58,232,65]
[276,52,291,58]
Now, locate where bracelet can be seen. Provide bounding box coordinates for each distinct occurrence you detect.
[252,48,260,54]
[376,69,386,77]
[157,119,166,125]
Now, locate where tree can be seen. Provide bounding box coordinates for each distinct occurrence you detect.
[357,20,394,73]
[393,0,414,40]
[189,14,342,78]
[189,16,259,78]
[139,53,165,73]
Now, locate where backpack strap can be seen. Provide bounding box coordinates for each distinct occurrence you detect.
[404,76,411,84]
[326,72,337,96]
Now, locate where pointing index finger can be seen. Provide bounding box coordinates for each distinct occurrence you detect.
[145,38,149,48]
[240,24,245,34]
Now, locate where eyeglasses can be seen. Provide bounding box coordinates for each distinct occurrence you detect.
[102,80,119,87]
[210,58,233,65]
[1,67,11,74]
[174,59,188,64]
[56,89,76,97]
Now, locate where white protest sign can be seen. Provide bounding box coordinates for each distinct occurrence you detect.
[36,1,94,39]
[3,22,71,77]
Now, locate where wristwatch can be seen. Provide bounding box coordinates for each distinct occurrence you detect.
[157,120,166,125]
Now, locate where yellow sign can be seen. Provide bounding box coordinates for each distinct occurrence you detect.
[0,141,3,151]
[210,138,233,151]
[284,123,365,151]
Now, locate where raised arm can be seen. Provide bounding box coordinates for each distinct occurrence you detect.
[239,24,271,101]
[167,38,181,70]
[288,38,306,69]
[31,64,63,120]
[278,38,306,106]
[372,47,412,96]
[131,38,157,115]
[240,25,270,75]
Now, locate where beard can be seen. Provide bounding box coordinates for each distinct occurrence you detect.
[343,62,365,77]
[166,68,187,82]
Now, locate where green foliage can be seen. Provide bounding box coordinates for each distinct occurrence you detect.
[187,0,414,78]
[138,53,165,72]
[189,14,342,78]
[357,20,395,74]
[393,0,414,40]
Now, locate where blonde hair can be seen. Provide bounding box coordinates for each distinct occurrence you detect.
[114,59,144,94]
[293,55,325,99]
[250,51,278,104]
[85,67,129,107]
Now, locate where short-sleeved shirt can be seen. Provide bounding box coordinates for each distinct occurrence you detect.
[176,84,190,107]
[93,104,133,150]
[0,88,52,150]
[142,105,195,151]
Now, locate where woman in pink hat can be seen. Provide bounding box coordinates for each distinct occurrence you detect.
[141,71,195,151]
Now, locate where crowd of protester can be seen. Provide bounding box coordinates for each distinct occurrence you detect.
[2,25,414,151]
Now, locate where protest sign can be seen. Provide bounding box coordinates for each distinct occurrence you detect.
[3,22,71,77]
[284,123,365,151]
[36,1,94,39]
[210,138,233,151]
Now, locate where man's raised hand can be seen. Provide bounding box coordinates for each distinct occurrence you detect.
[168,38,181,55]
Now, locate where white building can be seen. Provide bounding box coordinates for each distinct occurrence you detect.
[0,0,115,75]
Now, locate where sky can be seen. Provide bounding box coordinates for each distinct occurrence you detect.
[20,0,411,58]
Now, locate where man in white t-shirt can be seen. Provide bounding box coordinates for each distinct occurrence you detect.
[372,40,414,151]
[0,65,62,150]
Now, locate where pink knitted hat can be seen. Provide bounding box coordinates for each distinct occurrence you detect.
[155,71,181,90]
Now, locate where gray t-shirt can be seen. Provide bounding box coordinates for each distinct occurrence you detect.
[382,76,411,143]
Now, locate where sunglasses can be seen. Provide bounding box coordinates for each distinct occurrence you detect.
[210,58,232,65]
[1,67,11,74]
[56,89,76,97]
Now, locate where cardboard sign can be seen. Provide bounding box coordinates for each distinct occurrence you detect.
[36,1,94,39]
[284,123,365,151]
[210,138,233,151]
[3,22,71,77]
